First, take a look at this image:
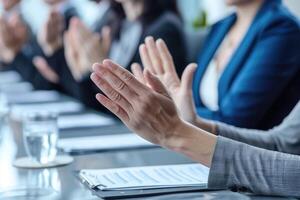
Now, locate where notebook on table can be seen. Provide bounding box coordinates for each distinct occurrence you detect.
[4,90,61,105]
[77,164,210,199]
[58,113,116,130]
[10,101,84,120]
[58,133,157,154]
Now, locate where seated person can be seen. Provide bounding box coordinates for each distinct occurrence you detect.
[43,0,187,111]
[0,0,78,89]
[90,60,300,198]
[137,0,300,129]
[89,0,125,35]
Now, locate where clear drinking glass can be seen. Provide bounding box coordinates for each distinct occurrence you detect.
[23,112,59,164]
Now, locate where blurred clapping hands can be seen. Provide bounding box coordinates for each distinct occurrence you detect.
[64,17,111,81]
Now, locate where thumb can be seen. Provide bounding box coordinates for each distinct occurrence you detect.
[181,63,197,91]
[33,56,59,84]
[144,70,169,97]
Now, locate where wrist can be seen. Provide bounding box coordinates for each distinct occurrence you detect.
[42,39,63,56]
[166,120,217,167]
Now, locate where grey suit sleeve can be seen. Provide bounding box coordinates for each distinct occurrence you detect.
[216,103,300,155]
[208,136,300,197]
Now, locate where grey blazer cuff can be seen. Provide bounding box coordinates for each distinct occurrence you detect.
[208,136,235,190]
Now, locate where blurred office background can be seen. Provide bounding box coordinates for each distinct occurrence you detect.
[1,0,299,33]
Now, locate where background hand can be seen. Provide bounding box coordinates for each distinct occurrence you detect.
[0,13,28,63]
[64,18,111,81]
[38,9,64,56]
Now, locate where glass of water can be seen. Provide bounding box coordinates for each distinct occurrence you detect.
[23,112,59,164]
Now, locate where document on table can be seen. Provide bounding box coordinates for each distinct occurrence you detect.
[11,102,84,120]
[58,133,156,153]
[58,113,115,129]
[79,164,209,191]
[0,82,33,93]
[4,90,61,104]
[0,71,21,84]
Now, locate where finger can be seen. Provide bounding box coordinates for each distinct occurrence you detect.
[91,72,133,114]
[96,93,129,122]
[145,36,164,74]
[131,63,146,84]
[144,70,169,97]
[33,56,59,84]
[139,44,155,74]
[100,60,149,95]
[181,63,197,91]
[156,39,178,75]
[93,63,139,102]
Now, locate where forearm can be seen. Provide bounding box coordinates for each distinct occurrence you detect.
[209,136,300,197]
[216,122,277,150]
[168,121,217,167]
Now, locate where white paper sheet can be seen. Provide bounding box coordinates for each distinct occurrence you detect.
[58,133,155,152]
[0,71,22,84]
[4,90,61,104]
[79,164,209,190]
[0,82,34,93]
[11,102,84,120]
[58,113,115,129]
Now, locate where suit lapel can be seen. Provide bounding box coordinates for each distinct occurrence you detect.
[193,15,236,106]
[217,0,281,102]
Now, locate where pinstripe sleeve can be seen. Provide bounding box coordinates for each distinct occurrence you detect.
[216,103,300,155]
[208,136,300,197]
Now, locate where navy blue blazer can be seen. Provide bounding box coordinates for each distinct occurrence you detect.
[193,0,300,129]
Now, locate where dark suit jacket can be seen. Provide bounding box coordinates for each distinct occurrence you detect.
[73,12,187,111]
[193,0,300,129]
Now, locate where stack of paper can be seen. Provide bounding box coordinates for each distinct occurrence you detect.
[58,113,115,129]
[0,82,34,93]
[4,91,61,104]
[79,164,209,191]
[0,71,21,84]
[58,133,156,153]
[10,102,84,120]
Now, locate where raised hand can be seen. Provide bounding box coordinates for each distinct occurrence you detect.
[91,60,185,147]
[0,13,28,63]
[137,37,198,124]
[64,18,111,81]
[91,60,217,166]
[38,9,64,56]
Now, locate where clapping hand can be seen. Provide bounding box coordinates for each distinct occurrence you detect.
[64,18,111,81]
[131,37,198,124]
[38,9,64,56]
[91,60,187,148]
[0,13,28,63]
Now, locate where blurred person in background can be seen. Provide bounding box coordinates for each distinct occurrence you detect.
[136,0,300,130]
[39,0,187,111]
[0,0,78,90]
[34,0,125,110]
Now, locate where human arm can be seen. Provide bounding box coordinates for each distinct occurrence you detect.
[91,60,217,166]
[209,136,300,197]
[91,60,300,198]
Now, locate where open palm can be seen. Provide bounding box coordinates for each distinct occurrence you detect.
[132,37,198,123]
